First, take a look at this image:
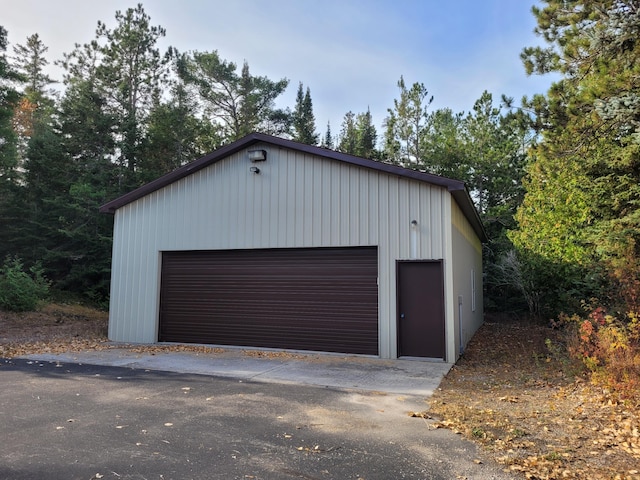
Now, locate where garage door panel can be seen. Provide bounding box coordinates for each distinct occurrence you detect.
[159,247,378,355]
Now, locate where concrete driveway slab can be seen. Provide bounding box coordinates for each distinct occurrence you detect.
[24,348,451,396]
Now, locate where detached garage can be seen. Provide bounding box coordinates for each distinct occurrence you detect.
[100,133,486,362]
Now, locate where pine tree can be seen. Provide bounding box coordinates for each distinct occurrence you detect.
[0,26,24,260]
[355,108,377,158]
[292,82,318,145]
[321,121,334,149]
[139,63,224,182]
[12,33,55,100]
[511,0,640,314]
[0,26,21,177]
[420,108,467,179]
[383,76,433,166]
[337,111,357,154]
[11,33,56,163]
[178,50,289,141]
[60,4,169,189]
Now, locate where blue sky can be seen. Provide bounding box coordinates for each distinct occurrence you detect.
[2,0,556,136]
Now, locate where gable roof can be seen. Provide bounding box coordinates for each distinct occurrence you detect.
[100,132,487,242]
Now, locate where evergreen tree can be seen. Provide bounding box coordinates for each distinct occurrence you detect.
[511,0,640,315]
[11,33,56,163]
[421,107,467,179]
[12,33,55,100]
[0,26,24,260]
[21,120,75,271]
[383,76,433,166]
[139,61,224,183]
[355,108,377,158]
[321,121,334,149]
[0,26,21,177]
[462,92,526,215]
[61,4,169,189]
[337,111,357,154]
[178,50,289,141]
[43,67,119,301]
[292,82,318,145]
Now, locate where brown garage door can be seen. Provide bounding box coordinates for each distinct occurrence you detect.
[159,247,378,355]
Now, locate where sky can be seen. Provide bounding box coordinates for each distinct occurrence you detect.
[1,0,557,136]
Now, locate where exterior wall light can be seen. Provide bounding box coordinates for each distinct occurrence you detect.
[250,166,260,174]
[248,149,267,162]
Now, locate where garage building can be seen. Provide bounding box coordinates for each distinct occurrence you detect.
[100,133,486,362]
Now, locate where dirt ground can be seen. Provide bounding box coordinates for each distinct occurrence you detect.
[429,316,640,480]
[1,305,639,479]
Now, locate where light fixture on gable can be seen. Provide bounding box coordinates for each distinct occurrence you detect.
[248,149,267,162]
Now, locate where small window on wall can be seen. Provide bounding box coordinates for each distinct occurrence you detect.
[471,269,476,312]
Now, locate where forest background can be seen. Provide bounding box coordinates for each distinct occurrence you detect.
[0,2,639,385]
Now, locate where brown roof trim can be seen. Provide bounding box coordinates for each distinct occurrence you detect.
[100,132,487,241]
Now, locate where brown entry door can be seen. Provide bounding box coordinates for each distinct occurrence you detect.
[397,261,445,359]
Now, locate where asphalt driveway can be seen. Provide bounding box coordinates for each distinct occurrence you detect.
[0,357,514,480]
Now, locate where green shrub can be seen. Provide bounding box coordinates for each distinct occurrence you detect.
[0,256,51,312]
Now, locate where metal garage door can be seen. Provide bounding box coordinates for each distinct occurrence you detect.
[159,247,378,355]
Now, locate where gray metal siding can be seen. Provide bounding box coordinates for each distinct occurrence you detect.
[450,199,484,358]
[107,143,452,359]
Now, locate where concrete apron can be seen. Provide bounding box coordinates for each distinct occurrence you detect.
[23,347,452,397]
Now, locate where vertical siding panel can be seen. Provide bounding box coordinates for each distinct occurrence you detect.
[107,211,122,341]
[222,157,232,248]
[269,148,279,247]
[398,179,409,259]
[202,167,213,248]
[430,188,443,258]
[247,157,256,247]
[340,165,350,244]
[422,185,433,259]
[303,155,314,245]
[286,151,294,247]
[136,198,149,340]
[409,182,421,259]
[171,183,181,249]
[240,156,250,249]
[260,153,270,247]
[332,164,340,244]
[138,199,151,340]
[312,158,322,246]
[369,173,379,244]
[348,168,359,244]
[321,160,331,246]
[248,160,260,248]
[358,173,365,244]
[121,203,134,341]
[388,177,400,258]
[279,150,288,247]
[377,175,391,359]
[126,202,139,341]
[280,150,290,247]
[236,155,245,247]
[225,161,237,247]
[297,154,305,245]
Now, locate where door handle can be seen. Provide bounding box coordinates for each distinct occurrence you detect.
[400,313,405,319]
